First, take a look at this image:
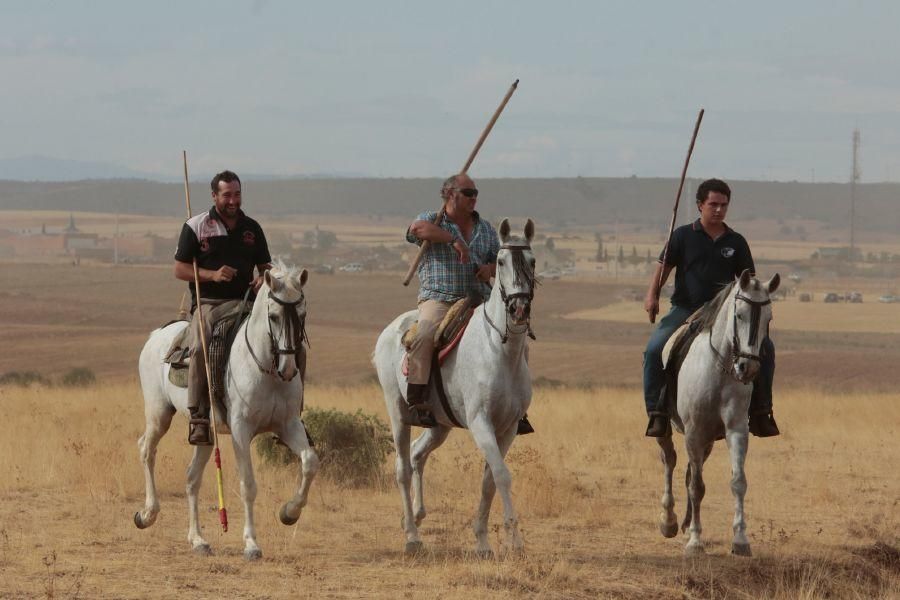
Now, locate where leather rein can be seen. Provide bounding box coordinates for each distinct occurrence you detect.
[245,290,307,381]
[483,243,537,344]
[708,291,771,382]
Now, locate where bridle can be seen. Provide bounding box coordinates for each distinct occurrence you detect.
[483,243,537,344]
[709,290,770,382]
[245,290,307,381]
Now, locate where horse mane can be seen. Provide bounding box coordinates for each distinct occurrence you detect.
[268,258,305,294]
[695,280,736,332]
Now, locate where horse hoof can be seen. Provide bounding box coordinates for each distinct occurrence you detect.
[192,543,212,556]
[475,549,495,560]
[279,504,299,526]
[404,541,425,556]
[684,543,705,558]
[731,542,752,557]
[133,512,148,530]
[244,548,263,561]
[660,521,679,538]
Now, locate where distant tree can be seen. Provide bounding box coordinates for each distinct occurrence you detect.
[594,232,604,261]
[645,248,652,264]
[545,237,556,251]
[617,245,624,263]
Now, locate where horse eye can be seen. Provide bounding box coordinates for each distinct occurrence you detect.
[498,259,505,266]
[269,315,278,322]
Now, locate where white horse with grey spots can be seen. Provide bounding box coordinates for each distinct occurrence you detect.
[374,218,537,557]
[134,262,319,560]
[656,269,779,557]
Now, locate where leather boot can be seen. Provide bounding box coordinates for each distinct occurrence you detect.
[749,412,780,437]
[188,406,213,446]
[406,383,437,428]
[645,412,670,438]
[517,414,535,435]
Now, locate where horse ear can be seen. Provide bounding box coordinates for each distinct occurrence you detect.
[524,218,535,243]
[298,268,308,288]
[766,273,780,294]
[266,269,282,293]
[499,218,510,244]
[738,268,751,290]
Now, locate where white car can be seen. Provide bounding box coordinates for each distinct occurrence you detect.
[339,262,363,273]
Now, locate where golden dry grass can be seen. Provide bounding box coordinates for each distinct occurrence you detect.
[0,382,897,599]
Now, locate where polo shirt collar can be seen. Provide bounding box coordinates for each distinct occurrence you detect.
[692,218,733,237]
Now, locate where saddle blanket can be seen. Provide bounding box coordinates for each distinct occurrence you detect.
[400,295,476,377]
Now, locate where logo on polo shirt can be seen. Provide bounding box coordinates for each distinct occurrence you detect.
[200,239,210,252]
[721,247,735,258]
[242,231,256,246]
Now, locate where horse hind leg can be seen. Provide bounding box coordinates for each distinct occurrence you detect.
[656,434,678,538]
[185,444,214,555]
[134,404,175,530]
[683,440,713,557]
[277,418,320,527]
[410,426,451,527]
[470,417,522,556]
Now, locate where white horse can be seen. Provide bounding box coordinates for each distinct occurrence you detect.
[656,269,779,557]
[134,263,319,560]
[374,218,536,557]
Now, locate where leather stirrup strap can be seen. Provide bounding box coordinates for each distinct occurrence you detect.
[431,351,463,428]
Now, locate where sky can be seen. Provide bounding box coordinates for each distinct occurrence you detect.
[2,1,900,182]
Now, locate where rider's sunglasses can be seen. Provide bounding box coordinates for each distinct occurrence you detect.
[456,188,479,198]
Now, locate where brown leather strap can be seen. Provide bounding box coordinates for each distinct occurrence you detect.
[431,352,463,428]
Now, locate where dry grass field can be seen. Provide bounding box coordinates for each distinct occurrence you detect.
[1,209,899,598]
[0,383,897,599]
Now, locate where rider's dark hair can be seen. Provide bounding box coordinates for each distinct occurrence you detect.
[696,178,731,205]
[211,170,241,194]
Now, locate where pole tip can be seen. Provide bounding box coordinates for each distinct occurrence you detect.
[513,79,519,87]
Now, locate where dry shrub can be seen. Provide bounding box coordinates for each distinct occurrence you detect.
[59,367,96,387]
[255,407,393,488]
[0,370,51,387]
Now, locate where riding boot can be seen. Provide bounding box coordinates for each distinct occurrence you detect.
[748,412,780,437]
[517,414,535,435]
[188,405,213,446]
[406,383,437,428]
[645,412,671,437]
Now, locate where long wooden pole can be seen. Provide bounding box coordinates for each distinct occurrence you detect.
[402,79,519,286]
[657,108,704,293]
[183,150,229,533]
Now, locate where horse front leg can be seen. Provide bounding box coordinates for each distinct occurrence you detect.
[410,426,451,527]
[185,444,214,555]
[277,418,320,526]
[134,405,174,530]
[470,416,523,555]
[231,426,262,561]
[472,421,518,558]
[725,427,751,556]
[683,438,713,557]
[656,434,679,538]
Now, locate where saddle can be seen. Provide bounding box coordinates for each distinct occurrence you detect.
[163,307,251,408]
[659,306,706,415]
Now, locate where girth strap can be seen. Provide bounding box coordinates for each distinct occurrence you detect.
[431,351,463,428]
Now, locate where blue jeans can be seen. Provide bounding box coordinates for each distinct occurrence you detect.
[642,305,775,415]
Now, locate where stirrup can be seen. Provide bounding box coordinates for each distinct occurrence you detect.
[749,412,780,438]
[517,415,535,435]
[188,418,213,446]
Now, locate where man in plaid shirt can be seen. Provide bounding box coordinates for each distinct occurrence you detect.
[404,173,499,426]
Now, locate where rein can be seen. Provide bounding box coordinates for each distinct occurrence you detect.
[708,291,771,381]
[483,243,537,344]
[245,290,307,381]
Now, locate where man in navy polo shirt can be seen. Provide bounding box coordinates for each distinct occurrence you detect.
[174,170,272,445]
[642,178,779,438]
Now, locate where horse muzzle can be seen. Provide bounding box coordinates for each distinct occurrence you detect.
[506,295,531,325]
[732,356,760,384]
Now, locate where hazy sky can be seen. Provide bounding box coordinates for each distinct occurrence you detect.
[3,1,900,182]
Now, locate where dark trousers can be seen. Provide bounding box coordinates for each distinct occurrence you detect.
[642,305,775,415]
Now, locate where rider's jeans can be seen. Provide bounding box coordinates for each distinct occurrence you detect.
[642,305,775,415]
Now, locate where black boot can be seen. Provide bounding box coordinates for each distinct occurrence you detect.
[517,414,535,435]
[406,383,437,428]
[749,412,780,437]
[645,412,670,438]
[188,406,213,446]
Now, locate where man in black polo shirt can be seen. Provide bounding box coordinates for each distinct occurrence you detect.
[642,178,779,438]
[174,170,272,445]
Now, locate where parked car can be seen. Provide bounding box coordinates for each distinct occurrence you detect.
[823,292,840,303]
[799,293,812,302]
[339,262,363,273]
[313,264,334,275]
[847,292,863,303]
[878,294,899,303]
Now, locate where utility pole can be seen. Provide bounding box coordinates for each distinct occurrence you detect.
[850,129,860,263]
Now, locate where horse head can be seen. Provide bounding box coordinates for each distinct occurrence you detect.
[730,269,779,383]
[496,218,536,326]
[258,263,309,382]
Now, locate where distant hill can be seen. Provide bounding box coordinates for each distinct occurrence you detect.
[0,177,898,233]
[0,156,163,181]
